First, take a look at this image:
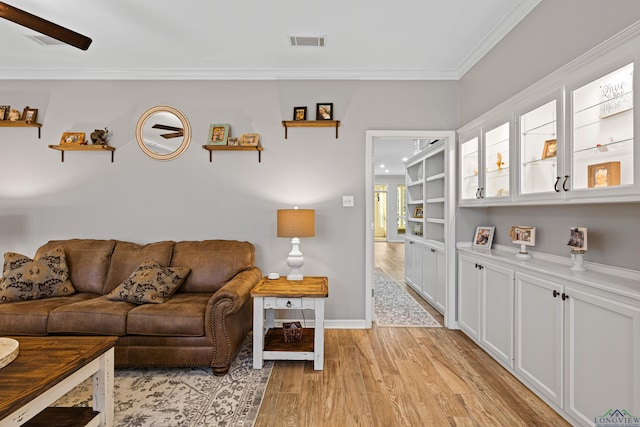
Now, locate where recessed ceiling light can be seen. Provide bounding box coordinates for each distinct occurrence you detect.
[402,157,408,162]
[289,36,327,47]
[380,164,385,168]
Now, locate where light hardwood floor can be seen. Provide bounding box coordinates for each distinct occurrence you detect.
[255,242,570,426]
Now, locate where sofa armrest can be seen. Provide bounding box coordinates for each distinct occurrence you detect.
[205,266,262,373]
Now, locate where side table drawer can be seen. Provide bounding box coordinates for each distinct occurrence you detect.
[264,297,302,309]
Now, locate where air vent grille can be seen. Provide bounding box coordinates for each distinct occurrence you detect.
[289,36,326,47]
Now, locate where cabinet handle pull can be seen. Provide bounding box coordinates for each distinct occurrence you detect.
[554,176,561,192]
[553,290,559,297]
[480,187,485,198]
[562,293,569,301]
[475,188,481,199]
[431,248,436,253]
[562,175,569,192]
[286,300,292,307]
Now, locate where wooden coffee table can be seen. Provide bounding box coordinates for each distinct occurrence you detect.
[0,336,117,427]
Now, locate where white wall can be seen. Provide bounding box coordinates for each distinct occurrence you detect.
[0,79,459,324]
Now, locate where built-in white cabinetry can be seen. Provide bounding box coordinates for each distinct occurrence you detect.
[458,252,514,368]
[458,246,640,426]
[458,23,640,205]
[459,121,511,205]
[404,138,454,320]
[514,272,564,407]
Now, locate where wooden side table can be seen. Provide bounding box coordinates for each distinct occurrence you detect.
[251,276,328,370]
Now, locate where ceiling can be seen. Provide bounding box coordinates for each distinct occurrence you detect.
[0,0,540,80]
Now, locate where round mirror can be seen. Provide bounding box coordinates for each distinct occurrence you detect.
[136,105,191,160]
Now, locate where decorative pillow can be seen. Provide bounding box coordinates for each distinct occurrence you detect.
[106,259,190,304]
[0,246,75,303]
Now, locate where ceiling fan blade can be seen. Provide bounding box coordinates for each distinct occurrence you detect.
[152,124,183,132]
[159,132,184,139]
[0,2,91,50]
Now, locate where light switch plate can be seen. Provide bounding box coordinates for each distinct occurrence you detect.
[342,195,354,207]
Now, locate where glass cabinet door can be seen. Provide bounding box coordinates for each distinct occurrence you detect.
[571,63,634,192]
[520,99,559,196]
[484,122,510,199]
[460,136,480,202]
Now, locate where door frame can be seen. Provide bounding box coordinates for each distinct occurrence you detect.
[365,130,457,328]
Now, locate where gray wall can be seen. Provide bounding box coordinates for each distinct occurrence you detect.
[0,79,458,324]
[458,2,640,270]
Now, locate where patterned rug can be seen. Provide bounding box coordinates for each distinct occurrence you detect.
[374,268,442,327]
[55,333,272,427]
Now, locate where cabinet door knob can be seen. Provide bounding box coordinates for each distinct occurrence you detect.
[553,290,560,297]
[286,300,292,307]
[562,293,569,301]
[431,248,436,253]
[554,176,561,192]
[562,175,570,192]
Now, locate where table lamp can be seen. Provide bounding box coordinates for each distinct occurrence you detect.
[277,208,315,280]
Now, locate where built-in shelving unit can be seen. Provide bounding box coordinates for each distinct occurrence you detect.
[48,144,115,162]
[281,120,340,139]
[0,121,42,138]
[202,145,263,163]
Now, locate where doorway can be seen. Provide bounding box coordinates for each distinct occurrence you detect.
[365,130,456,328]
[374,186,388,241]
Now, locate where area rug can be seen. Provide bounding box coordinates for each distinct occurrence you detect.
[55,333,272,427]
[374,268,442,327]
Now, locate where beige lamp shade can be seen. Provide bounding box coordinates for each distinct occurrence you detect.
[277,209,315,238]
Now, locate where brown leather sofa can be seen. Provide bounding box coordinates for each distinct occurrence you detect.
[0,239,262,375]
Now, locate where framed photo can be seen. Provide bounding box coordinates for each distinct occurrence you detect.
[510,225,536,246]
[588,161,620,188]
[21,107,38,123]
[316,103,333,120]
[239,133,260,147]
[208,124,230,146]
[293,106,307,121]
[0,105,9,120]
[541,139,557,159]
[567,226,588,251]
[413,207,423,218]
[472,226,495,250]
[60,132,86,145]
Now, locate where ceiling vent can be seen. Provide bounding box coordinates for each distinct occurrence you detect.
[289,36,326,47]
[29,35,65,46]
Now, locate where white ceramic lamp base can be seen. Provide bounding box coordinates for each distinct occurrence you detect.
[286,237,305,281]
[515,243,531,259]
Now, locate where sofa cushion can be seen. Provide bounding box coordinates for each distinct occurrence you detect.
[103,241,174,294]
[0,293,98,335]
[106,259,190,304]
[48,296,135,335]
[35,239,116,294]
[126,293,209,337]
[171,240,254,293]
[0,246,75,303]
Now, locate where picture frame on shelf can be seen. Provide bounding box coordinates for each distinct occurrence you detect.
[0,105,9,120]
[293,106,307,121]
[567,226,588,251]
[588,161,620,188]
[239,133,260,147]
[599,70,633,118]
[316,103,333,120]
[510,225,536,245]
[60,132,86,145]
[21,107,38,123]
[413,207,423,218]
[207,124,230,146]
[541,139,557,159]
[472,226,495,250]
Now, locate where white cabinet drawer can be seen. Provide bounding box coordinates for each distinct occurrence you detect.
[264,297,302,309]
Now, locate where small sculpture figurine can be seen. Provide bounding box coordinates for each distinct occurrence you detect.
[496,152,504,170]
[90,127,109,145]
